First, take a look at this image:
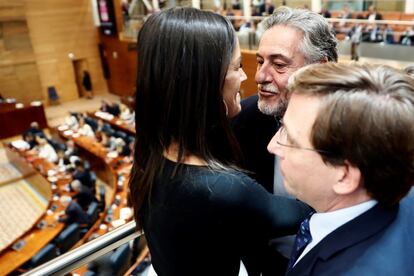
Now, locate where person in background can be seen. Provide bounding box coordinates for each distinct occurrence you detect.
[24,121,45,140]
[382,24,395,44]
[348,23,363,60]
[36,136,58,163]
[73,160,95,193]
[70,179,96,210]
[77,115,95,138]
[366,5,383,22]
[268,62,414,275]
[263,0,274,16]
[58,198,90,226]
[96,119,112,134]
[232,0,241,10]
[64,140,80,159]
[320,6,331,18]
[129,7,311,276]
[82,70,93,99]
[400,26,414,46]
[24,132,38,149]
[335,4,352,34]
[65,112,79,129]
[119,103,134,123]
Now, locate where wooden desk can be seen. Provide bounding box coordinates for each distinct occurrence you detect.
[0,145,70,276]
[0,103,48,139]
[90,111,135,136]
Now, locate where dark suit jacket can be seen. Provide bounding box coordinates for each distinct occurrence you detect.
[288,189,414,275]
[232,95,280,193]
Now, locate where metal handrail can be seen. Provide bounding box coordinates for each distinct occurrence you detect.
[23,221,143,276]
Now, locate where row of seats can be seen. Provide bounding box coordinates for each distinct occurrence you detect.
[26,221,133,275]
[25,200,101,269]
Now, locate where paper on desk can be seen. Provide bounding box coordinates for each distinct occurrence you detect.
[120,207,133,220]
[11,140,30,150]
[111,219,126,228]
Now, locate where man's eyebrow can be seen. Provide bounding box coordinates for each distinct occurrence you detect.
[256,53,292,63]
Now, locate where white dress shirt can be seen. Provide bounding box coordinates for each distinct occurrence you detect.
[295,200,377,265]
[38,143,58,163]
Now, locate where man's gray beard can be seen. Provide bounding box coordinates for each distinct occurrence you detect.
[258,97,288,118]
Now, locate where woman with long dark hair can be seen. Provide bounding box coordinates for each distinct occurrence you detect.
[129,7,310,275]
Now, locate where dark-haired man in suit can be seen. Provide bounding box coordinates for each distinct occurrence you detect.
[268,62,414,275]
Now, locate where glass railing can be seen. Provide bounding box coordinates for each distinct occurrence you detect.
[23,221,142,276]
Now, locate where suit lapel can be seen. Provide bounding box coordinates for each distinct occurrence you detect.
[287,203,399,276]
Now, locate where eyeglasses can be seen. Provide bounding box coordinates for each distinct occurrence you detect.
[275,120,333,155]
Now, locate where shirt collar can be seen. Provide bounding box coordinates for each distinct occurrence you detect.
[309,200,378,247]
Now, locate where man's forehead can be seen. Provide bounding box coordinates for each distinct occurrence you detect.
[284,93,321,141]
[258,25,304,57]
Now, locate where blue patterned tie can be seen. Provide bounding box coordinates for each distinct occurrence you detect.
[287,215,313,270]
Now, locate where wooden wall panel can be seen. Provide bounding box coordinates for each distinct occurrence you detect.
[23,0,108,103]
[0,1,43,104]
[99,34,137,96]
[0,0,107,104]
[240,50,258,99]
[0,1,25,21]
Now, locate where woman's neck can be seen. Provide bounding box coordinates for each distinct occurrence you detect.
[163,143,207,166]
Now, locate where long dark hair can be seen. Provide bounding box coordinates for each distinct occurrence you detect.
[129,7,242,229]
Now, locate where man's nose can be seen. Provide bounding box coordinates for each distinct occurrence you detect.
[267,133,284,158]
[255,63,273,84]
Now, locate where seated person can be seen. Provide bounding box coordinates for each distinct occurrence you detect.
[114,137,130,157]
[366,5,383,22]
[77,115,95,138]
[400,26,414,46]
[123,138,135,162]
[64,140,80,158]
[382,24,395,44]
[96,130,116,150]
[58,199,90,225]
[57,149,72,171]
[35,136,58,163]
[70,179,97,209]
[23,121,45,139]
[108,102,121,117]
[101,100,121,117]
[364,24,383,43]
[65,112,80,129]
[24,131,38,149]
[119,103,134,122]
[73,160,95,192]
[96,119,112,134]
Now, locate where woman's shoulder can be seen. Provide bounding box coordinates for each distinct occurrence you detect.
[186,167,265,199]
[189,166,256,186]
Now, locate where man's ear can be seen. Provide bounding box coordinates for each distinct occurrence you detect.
[333,160,362,195]
[319,57,328,64]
